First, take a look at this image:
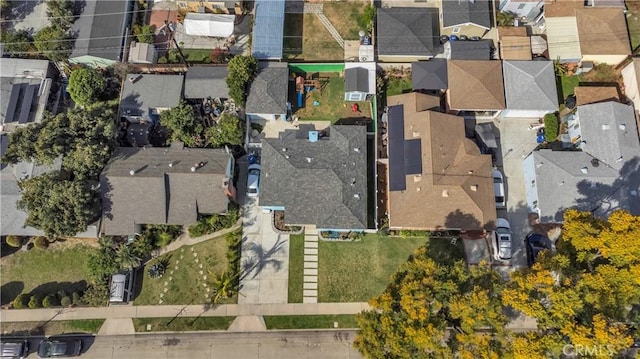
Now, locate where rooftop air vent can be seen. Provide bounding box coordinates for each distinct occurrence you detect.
[354,193,361,199]
[591,158,599,167]
[190,166,196,172]
[129,170,135,176]
[470,185,478,192]
[353,147,361,153]
[129,74,143,83]
[617,156,624,162]
[619,124,626,131]
[305,157,313,163]
[602,124,610,130]
[442,190,449,197]
[581,167,588,174]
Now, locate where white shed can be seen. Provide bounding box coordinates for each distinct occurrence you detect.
[344,62,376,102]
[184,13,235,37]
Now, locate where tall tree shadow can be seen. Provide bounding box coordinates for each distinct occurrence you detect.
[240,236,286,280]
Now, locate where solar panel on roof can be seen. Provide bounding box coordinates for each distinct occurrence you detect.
[4,84,24,123]
[388,105,407,192]
[404,139,422,175]
[18,84,38,124]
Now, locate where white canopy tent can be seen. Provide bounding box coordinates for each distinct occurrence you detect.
[184,13,235,37]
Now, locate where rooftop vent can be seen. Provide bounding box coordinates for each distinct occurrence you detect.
[309,131,319,142]
[581,167,588,174]
[190,167,196,172]
[413,175,422,182]
[353,147,361,153]
[468,170,474,174]
[129,170,135,176]
[442,190,449,197]
[412,131,420,138]
[602,124,610,130]
[537,162,544,168]
[619,124,626,131]
[128,74,143,83]
[305,157,313,163]
[560,181,565,185]
[351,178,356,186]
[416,187,421,192]
[616,156,624,162]
[470,185,478,192]
[591,158,599,167]
[284,155,290,159]
[282,148,288,152]
[354,193,361,199]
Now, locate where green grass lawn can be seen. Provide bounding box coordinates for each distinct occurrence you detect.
[134,237,230,305]
[0,244,93,305]
[318,233,427,302]
[323,1,368,40]
[627,1,640,51]
[263,315,359,329]
[133,317,235,332]
[558,75,582,100]
[386,77,413,97]
[283,13,343,61]
[182,48,211,63]
[288,234,305,303]
[294,76,370,122]
[1,320,104,336]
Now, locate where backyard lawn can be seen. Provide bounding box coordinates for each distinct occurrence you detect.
[134,237,230,305]
[1,320,104,336]
[293,76,371,122]
[283,13,343,61]
[0,243,92,305]
[317,234,429,302]
[559,75,582,100]
[263,315,359,329]
[288,234,305,303]
[386,77,413,97]
[133,317,235,332]
[323,1,369,40]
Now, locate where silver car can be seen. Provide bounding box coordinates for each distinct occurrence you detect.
[493,218,512,261]
[246,164,261,198]
[493,169,506,208]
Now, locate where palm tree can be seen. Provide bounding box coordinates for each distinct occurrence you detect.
[116,244,141,269]
[553,57,568,76]
[209,271,239,304]
[497,11,515,26]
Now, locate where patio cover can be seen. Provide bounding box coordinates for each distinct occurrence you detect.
[184,13,235,37]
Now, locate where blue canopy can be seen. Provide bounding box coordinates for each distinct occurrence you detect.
[252,0,285,59]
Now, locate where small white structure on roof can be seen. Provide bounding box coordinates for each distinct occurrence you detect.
[184,13,235,37]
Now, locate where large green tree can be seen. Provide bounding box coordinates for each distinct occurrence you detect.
[226,55,257,106]
[503,209,639,357]
[354,246,510,359]
[33,25,72,61]
[205,113,244,147]
[0,29,36,57]
[67,67,106,107]
[17,173,99,238]
[46,0,75,30]
[159,102,203,147]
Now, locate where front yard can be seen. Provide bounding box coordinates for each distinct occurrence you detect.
[134,236,231,305]
[133,317,235,332]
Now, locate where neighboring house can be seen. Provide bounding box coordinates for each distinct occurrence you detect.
[245,62,288,122]
[100,145,235,236]
[252,0,285,60]
[446,60,506,117]
[498,0,544,22]
[523,101,640,221]
[120,74,184,146]
[412,59,448,91]
[184,66,229,100]
[344,62,376,101]
[574,86,620,106]
[1,59,56,133]
[498,26,532,60]
[621,58,640,111]
[69,0,134,67]
[174,0,243,14]
[376,7,441,62]
[441,0,492,37]
[501,61,558,118]
[385,92,496,231]
[450,40,494,60]
[259,126,369,230]
[128,42,158,64]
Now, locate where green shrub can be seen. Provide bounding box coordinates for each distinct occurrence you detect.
[13,293,30,309]
[82,283,108,307]
[358,5,376,32]
[42,294,59,307]
[28,295,41,308]
[34,236,49,249]
[188,221,208,237]
[57,290,67,301]
[60,296,72,306]
[72,292,82,305]
[544,113,559,141]
[399,230,430,238]
[5,235,24,248]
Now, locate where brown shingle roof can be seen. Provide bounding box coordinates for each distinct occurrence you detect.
[447,61,506,111]
[576,8,631,55]
[500,36,533,60]
[386,92,496,231]
[545,0,584,17]
[575,86,620,106]
[497,26,528,39]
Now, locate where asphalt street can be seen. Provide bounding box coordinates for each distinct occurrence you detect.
[20,331,363,359]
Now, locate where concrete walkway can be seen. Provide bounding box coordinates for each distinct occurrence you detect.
[302,226,319,303]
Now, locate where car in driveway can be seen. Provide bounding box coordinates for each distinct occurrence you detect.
[37,338,82,358]
[1,339,29,358]
[493,169,506,208]
[247,164,261,198]
[493,218,512,261]
[525,233,552,266]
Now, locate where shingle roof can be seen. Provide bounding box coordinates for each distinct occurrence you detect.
[344,67,369,93]
[545,0,584,17]
[502,61,558,111]
[447,60,505,111]
[100,146,231,235]
[500,36,532,60]
[259,126,368,230]
[412,59,448,90]
[386,92,496,231]
[450,40,493,60]
[442,0,492,29]
[576,8,631,56]
[575,86,620,106]
[376,7,440,56]
[245,62,289,115]
[120,74,184,117]
[70,0,131,62]
[184,66,229,99]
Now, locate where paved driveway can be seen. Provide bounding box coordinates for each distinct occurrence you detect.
[237,156,290,304]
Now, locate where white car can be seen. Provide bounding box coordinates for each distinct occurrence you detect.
[247,164,261,198]
[493,169,506,208]
[493,218,512,261]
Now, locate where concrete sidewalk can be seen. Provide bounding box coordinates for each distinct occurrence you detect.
[0,302,371,323]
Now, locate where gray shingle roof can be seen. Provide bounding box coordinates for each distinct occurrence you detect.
[345,67,369,93]
[70,0,132,62]
[376,7,440,56]
[503,61,559,111]
[412,59,448,90]
[184,66,229,99]
[450,39,493,60]
[442,0,492,29]
[259,126,368,230]
[245,62,289,115]
[120,74,184,117]
[100,146,232,235]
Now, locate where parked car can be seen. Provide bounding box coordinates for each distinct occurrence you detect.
[525,233,552,266]
[493,169,506,208]
[109,270,134,304]
[493,218,512,261]
[1,339,29,359]
[37,338,81,358]
[247,164,261,198]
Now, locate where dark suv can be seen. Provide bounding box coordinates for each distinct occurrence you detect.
[525,233,552,266]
